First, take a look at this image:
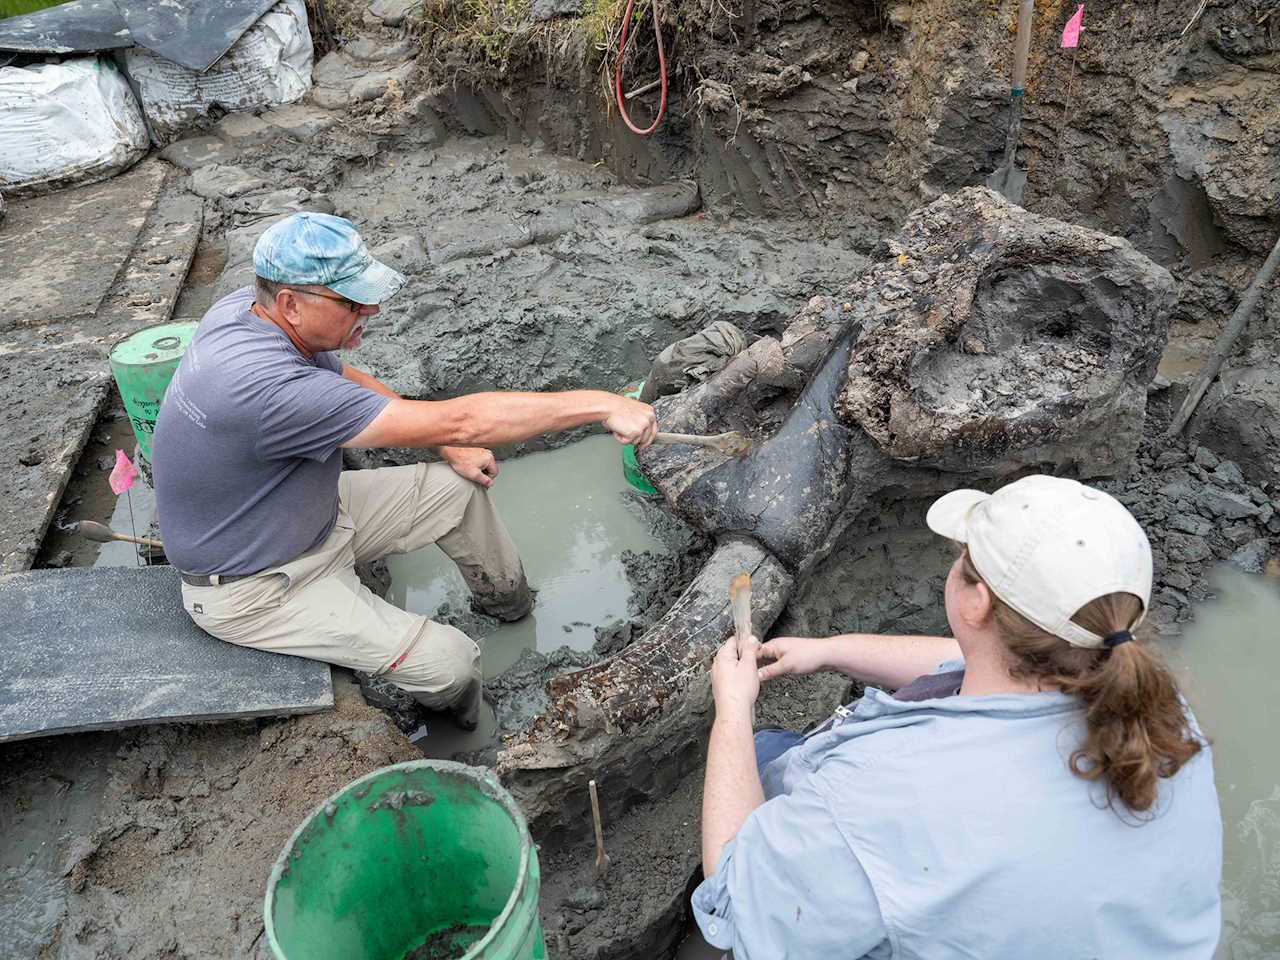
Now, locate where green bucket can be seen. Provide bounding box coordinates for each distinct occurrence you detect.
[622,381,659,496]
[108,320,198,462]
[264,760,545,960]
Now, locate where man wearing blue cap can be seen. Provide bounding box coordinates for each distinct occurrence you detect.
[152,212,657,729]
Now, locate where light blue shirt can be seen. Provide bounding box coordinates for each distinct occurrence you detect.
[692,662,1223,959]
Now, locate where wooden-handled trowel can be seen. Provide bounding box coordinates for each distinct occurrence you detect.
[653,431,753,458]
[77,520,163,550]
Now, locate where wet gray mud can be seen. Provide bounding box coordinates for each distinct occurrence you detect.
[404,921,491,960]
[0,736,112,956]
[205,131,865,461]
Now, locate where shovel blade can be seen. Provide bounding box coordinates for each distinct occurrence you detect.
[986,164,1027,206]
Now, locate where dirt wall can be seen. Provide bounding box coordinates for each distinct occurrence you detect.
[417,0,1279,360]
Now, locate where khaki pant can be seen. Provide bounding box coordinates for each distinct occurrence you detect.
[182,463,529,725]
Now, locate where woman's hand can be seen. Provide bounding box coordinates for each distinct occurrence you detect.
[757,635,829,682]
[710,636,761,724]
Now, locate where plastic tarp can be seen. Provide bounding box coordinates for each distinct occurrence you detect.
[0,56,149,195]
[0,0,281,72]
[125,0,312,146]
[0,0,132,57]
[114,0,278,72]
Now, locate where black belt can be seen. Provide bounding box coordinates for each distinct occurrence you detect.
[180,571,258,587]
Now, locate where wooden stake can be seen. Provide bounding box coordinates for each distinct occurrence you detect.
[729,573,751,658]
[1053,42,1080,180]
[589,779,611,880]
[1168,231,1280,436]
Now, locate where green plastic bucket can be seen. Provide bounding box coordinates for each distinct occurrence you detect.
[264,760,545,960]
[622,381,659,496]
[108,320,198,462]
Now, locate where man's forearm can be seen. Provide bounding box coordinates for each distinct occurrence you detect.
[821,633,961,689]
[344,390,622,449]
[701,714,765,877]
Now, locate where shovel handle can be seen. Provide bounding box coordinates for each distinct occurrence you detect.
[1011,0,1034,94]
[589,780,608,878]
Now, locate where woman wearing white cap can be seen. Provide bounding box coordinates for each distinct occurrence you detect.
[692,474,1223,959]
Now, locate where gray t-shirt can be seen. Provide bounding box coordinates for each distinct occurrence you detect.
[152,287,390,575]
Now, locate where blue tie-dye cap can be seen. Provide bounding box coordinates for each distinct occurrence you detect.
[252,212,405,305]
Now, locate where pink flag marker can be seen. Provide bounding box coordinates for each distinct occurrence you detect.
[109,449,137,495]
[1061,4,1085,48]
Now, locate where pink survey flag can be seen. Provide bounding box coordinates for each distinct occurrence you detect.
[1062,4,1085,47]
[109,449,137,495]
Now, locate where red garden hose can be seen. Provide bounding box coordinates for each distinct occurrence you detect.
[615,0,667,136]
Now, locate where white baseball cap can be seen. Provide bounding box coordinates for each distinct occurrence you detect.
[926,475,1153,649]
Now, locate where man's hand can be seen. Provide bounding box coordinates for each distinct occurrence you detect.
[711,635,761,724]
[440,445,499,488]
[757,636,829,682]
[604,396,658,450]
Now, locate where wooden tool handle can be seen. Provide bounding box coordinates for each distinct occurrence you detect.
[78,520,164,549]
[589,779,608,878]
[1011,0,1034,92]
[1170,231,1280,435]
[729,573,751,658]
[655,431,719,448]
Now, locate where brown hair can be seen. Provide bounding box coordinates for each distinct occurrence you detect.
[958,550,1201,815]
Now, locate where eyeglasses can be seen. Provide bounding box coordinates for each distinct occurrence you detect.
[290,288,363,313]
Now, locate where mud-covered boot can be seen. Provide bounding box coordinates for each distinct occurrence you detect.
[446,677,485,732]
[353,670,428,734]
[469,575,534,623]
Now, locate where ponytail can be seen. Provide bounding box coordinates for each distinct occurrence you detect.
[958,551,1202,814]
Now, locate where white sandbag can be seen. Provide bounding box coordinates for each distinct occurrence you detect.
[0,57,149,196]
[127,0,313,146]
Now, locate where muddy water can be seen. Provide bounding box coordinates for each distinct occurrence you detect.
[387,434,670,679]
[410,695,502,761]
[1168,566,1280,960]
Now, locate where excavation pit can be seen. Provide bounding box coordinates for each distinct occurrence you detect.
[3,0,1278,948]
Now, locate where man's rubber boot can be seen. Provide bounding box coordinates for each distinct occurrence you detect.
[470,575,534,623]
[447,677,485,732]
